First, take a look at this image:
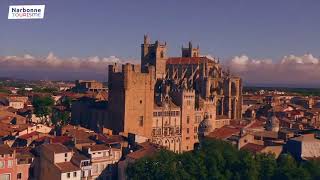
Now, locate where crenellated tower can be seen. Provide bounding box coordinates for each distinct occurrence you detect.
[182,41,200,57]
[141,35,167,79]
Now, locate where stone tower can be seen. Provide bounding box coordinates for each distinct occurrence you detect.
[182,41,200,57]
[108,63,156,136]
[141,35,167,79]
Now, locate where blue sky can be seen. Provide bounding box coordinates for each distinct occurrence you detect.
[1,0,320,60]
[1,0,320,86]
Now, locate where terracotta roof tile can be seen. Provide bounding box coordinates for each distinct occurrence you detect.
[19,131,39,139]
[42,143,71,153]
[241,143,265,153]
[55,162,80,173]
[83,144,109,152]
[0,144,13,155]
[126,142,159,160]
[207,126,240,139]
[51,136,73,144]
[167,57,215,65]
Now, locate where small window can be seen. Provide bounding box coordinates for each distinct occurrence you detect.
[7,160,12,168]
[187,116,190,124]
[17,173,22,179]
[139,116,144,126]
[140,100,142,104]
[67,173,70,178]
[73,172,77,177]
[65,153,68,157]
[187,128,189,134]
[0,161,4,168]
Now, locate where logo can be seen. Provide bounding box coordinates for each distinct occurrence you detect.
[8,5,45,19]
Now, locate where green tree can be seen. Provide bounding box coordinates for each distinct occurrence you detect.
[126,139,319,180]
[32,96,54,124]
[61,96,72,110]
[255,153,277,180]
[273,154,311,180]
[52,111,70,126]
[302,160,320,180]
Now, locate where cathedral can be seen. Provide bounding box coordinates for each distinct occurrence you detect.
[107,35,242,153]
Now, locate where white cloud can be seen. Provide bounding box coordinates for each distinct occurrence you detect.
[281,54,319,64]
[0,53,135,80]
[1,52,320,86]
[227,54,320,87]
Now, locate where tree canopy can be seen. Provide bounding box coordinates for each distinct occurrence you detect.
[126,139,320,180]
[32,96,54,124]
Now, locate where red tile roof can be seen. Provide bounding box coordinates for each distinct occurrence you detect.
[241,143,265,153]
[167,57,215,65]
[34,136,51,142]
[247,120,265,129]
[19,131,40,140]
[83,144,109,152]
[126,142,159,160]
[207,126,240,139]
[42,143,71,153]
[51,136,73,144]
[55,162,80,173]
[0,144,13,155]
[96,134,124,144]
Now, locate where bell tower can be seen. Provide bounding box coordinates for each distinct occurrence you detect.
[182,41,200,57]
[141,35,167,79]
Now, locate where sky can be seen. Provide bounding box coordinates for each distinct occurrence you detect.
[1,0,320,87]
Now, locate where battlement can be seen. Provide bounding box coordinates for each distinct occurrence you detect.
[109,63,155,75]
[203,98,215,104]
[108,63,122,73]
[122,63,141,73]
[182,41,200,58]
[182,89,195,94]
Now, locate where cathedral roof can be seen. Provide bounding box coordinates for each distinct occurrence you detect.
[166,57,216,65]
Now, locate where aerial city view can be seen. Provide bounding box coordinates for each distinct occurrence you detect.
[1,0,320,180]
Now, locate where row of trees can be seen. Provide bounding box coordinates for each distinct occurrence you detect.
[126,140,320,180]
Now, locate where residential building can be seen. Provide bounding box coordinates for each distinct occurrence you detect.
[38,143,81,180]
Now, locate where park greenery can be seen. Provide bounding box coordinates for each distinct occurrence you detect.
[126,139,320,180]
